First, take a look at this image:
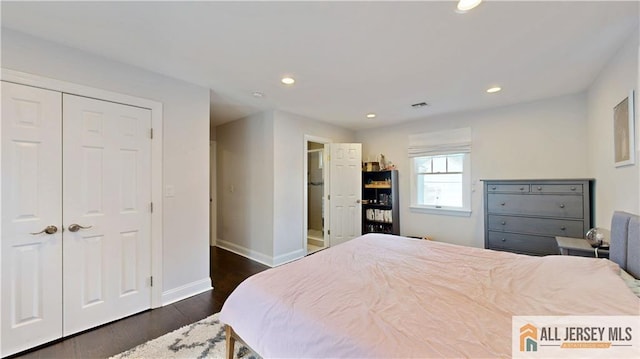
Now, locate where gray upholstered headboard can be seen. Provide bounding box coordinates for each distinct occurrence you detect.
[610,211,640,278]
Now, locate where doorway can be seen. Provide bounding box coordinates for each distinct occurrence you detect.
[304,136,331,255]
[307,142,325,254]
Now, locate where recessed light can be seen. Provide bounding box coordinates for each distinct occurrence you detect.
[281,77,295,85]
[252,91,265,98]
[457,0,482,12]
[366,113,376,119]
[487,86,502,94]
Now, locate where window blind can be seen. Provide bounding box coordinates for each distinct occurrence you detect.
[408,127,471,157]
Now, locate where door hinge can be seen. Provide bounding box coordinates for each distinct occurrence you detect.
[150,128,154,139]
[150,276,153,287]
[150,202,154,213]
[328,230,330,235]
[328,195,330,200]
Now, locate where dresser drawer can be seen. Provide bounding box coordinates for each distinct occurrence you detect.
[487,215,584,237]
[487,194,584,219]
[530,184,583,194]
[486,184,530,193]
[487,231,559,255]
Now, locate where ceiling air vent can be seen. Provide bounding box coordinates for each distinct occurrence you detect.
[411,102,428,108]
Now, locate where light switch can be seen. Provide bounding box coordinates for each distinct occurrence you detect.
[165,185,175,197]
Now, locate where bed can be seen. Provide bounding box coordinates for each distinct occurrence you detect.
[220,212,640,358]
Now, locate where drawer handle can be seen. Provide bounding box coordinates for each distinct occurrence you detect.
[570,186,576,191]
[501,202,506,206]
[537,186,542,191]
[501,238,506,242]
[519,187,524,190]
[560,226,566,231]
[501,221,506,225]
[491,186,497,190]
[559,204,565,208]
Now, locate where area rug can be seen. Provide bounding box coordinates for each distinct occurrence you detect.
[111,313,260,359]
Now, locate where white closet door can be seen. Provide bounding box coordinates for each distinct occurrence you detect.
[62,94,152,336]
[328,143,362,246]
[1,82,63,357]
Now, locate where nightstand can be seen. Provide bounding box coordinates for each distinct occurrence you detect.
[555,236,609,259]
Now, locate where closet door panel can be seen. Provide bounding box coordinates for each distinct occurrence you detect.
[62,94,152,336]
[1,81,63,357]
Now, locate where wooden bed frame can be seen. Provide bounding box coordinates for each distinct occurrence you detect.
[224,211,640,359]
[225,324,257,359]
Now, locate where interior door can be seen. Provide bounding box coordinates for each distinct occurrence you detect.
[1,81,63,356]
[62,94,152,335]
[328,143,362,246]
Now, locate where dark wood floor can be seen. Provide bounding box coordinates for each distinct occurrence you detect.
[11,247,269,359]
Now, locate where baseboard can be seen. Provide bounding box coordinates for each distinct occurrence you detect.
[273,248,306,266]
[161,278,213,306]
[216,239,274,267]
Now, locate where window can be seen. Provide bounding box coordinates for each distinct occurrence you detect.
[408,128,471,216]
[411,154,470,214]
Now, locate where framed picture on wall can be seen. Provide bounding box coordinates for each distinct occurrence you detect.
[613,90,635,167]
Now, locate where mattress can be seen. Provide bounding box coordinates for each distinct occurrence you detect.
[220,233,640,358]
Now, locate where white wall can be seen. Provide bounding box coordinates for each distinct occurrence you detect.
[356,94,589,248]
[216,110,354,265]
[2,29,212,303]
[587,31,640,228]
[216,112,275,264]
[272,110,355,264]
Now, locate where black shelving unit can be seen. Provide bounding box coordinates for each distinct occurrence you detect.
[362,170,399,235]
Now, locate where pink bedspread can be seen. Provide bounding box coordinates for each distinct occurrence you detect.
[220,234,640,358]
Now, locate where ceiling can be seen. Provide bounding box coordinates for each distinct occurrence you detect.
[1,1,638,130]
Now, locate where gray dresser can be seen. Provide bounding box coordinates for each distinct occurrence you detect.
[483,179,593,256]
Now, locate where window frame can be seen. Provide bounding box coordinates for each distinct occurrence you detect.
[409,153,471,217]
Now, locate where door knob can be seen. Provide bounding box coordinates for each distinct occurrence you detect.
[356,199,361,204]
[31,225,58,235]
[68,224,92,232]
